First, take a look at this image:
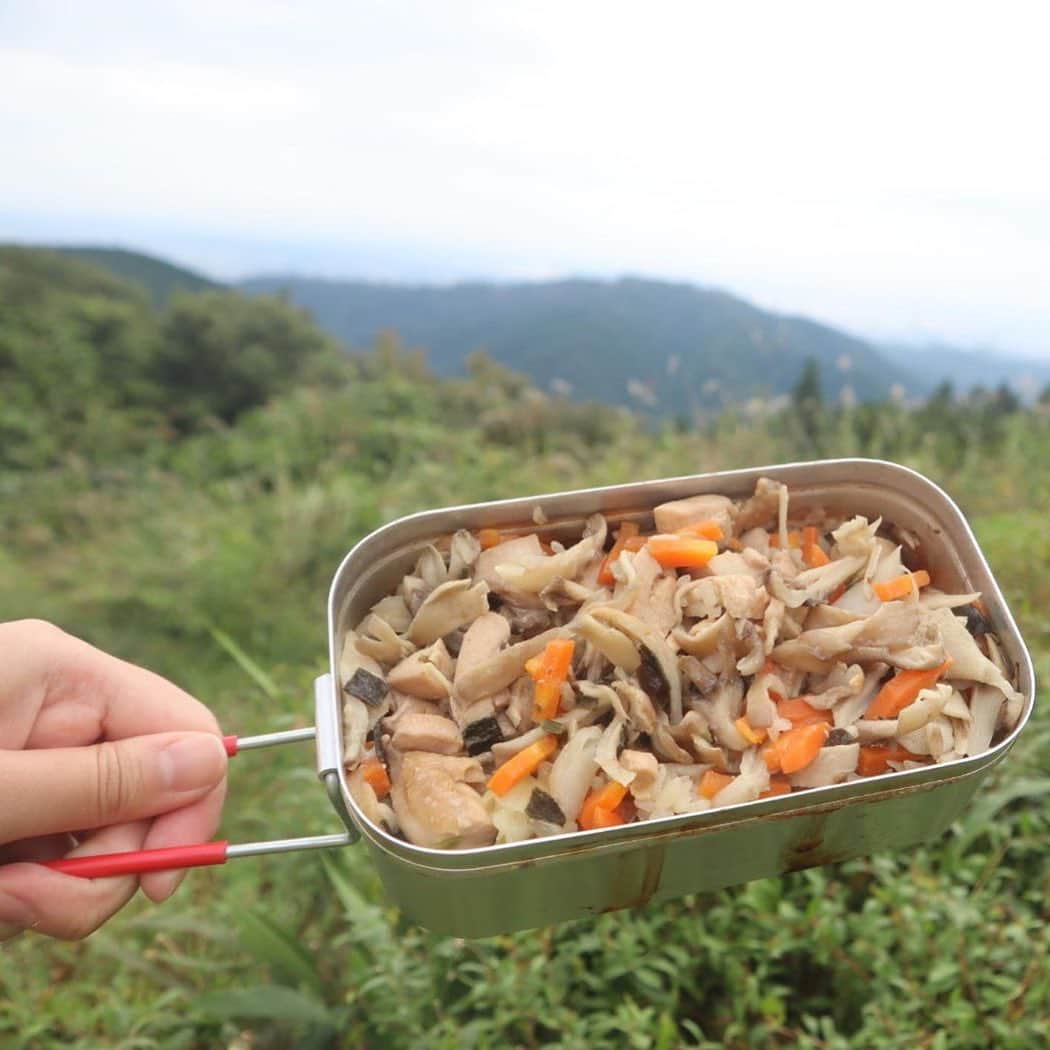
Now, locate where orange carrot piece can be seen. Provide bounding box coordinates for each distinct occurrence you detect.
[579,780,630,829]
[533,679,563,721]
[763,745,781,772]
[360,758,391,799]
[598,521,641,585]
[828,584,847,604]
[478,528,502,550]
[774,722,830,774]
[873,569,931,602]
[488,734,559,796]
[802,525,820,547]
[769,530,800,549]
[647,536,718,569]
[866,658,952,719]
[777,697,833,726]
[803,543,830,568]
[858,744,926,777]
[759,776,792,799]
[699,770,734,799]
[527,638,575,721]
[677,520,725,541]
[734,716,767,746]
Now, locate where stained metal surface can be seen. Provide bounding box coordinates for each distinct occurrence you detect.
[319,458,1036,936]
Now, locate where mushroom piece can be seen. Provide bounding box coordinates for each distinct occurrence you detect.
[415,545,449,591]
[447,529,482,579]
[702,677,750,752]
[356,613,415,666]
[805,663,864,710]
[928,608,1021,700]
[494,514,607,594]
[475,534,545,593]
[339,633,387,764]
[964,684,1004,756]
[595,716,633,785]
[833,663,888,727]
[745,667,785,728]
[407,579,490,647]
[574,612,642,671]
[389,751,495,849]
[387,639,454,700]
[735,620,766,677]
[390,712,464,755]
[673,612,732,659]
[682,574,768,621]
[789,744,860,788]
[370,594,413,634]
[853,601,922,649]
[611,679,659,736]
[653,492,735,535]
[712,749,770,806]
[590,606,683,722]
[455,627,571,704]
[548,725,602,822]
[620,750,661,799]
[897,682,953,735]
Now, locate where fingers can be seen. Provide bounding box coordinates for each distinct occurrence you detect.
[0,619,221,749]
[0,731,227,844]
[140,780,227,902]
[0,820,149,941]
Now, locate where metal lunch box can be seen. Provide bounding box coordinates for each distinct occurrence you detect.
[50,459,1037,937]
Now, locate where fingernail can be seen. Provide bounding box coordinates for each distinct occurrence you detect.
[158,734,227,793]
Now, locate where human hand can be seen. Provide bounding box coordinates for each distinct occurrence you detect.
[0,620,227,940]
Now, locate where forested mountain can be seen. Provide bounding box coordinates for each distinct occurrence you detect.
[55,246,217,305]
[240,275,909,411]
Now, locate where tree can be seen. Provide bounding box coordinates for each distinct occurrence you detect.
[791,357,824,451]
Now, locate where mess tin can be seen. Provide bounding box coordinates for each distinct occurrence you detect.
[49,459,1036,936]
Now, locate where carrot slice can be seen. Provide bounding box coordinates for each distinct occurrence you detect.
[526,638,575,721]
[699,770,734,799]
[478,528,502,550]
[360,758,391,799]
[579,781,630,829]
[769,530,800,549]
[647,536,718,569]
[828,584,847,604]
[677,520,725,541]
[777,697,833,726]
[759,776,792,799]
[734,716,767,746]
[598,521,641,585]
[488,734,559,796]
[762,745,781,772]
[773,722,829,774]
[858,744,926,777]
[803,543,830,568]
[873,570,931,602]
[866,658,952,719]
[802,526,820,547]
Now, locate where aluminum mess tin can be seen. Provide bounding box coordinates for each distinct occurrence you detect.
[315,458,1035,937]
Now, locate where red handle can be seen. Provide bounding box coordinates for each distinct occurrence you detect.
[223,735,239,756]
[43,841,229,878]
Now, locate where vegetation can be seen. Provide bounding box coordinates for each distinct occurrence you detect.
[240,274,912,410]
[1,247,1047,1048]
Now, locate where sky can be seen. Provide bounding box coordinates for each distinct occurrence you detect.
[1,1,1048,356]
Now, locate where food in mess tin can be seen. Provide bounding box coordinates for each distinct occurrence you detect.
[339,478,1024,849]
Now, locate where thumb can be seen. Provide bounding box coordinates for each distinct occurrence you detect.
[0,732,227,844]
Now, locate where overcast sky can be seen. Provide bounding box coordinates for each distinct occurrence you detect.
[1,1,1047,355]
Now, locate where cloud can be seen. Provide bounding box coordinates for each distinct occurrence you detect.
[0,1,1047,354]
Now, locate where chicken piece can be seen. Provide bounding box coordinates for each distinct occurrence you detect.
[390,751,495,849]
[387,639,454,700]
[653,493,735,536]
[390,712,463,754]
[475,535,545,593]
[454,612,511,687]
[620,749,660,799]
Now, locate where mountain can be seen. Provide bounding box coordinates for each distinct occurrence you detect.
[240,275,912,412]
[880,341,1050,402]
[54,246,218,306]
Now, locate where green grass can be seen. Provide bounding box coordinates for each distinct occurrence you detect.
[1,394,1047,1048]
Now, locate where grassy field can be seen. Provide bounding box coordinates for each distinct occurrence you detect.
[1,379,1047,1048]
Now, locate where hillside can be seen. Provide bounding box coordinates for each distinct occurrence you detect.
[54,245,218,305]
[240,275,914,411]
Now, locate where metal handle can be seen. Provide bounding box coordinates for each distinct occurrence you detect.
[43,678,355,880]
